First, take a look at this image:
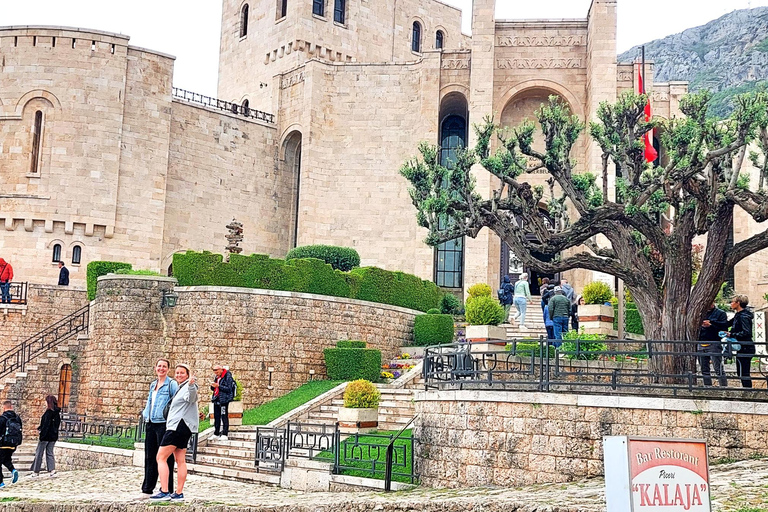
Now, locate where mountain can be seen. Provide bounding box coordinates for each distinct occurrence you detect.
[618,7,768,117]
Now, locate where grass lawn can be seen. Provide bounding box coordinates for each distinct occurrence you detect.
[242,380,342,425]
[316,429,416,484]
[63,435,136,450]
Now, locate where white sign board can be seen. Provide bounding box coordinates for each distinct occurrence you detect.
[604,436,711,512]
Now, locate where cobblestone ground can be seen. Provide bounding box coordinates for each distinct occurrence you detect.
[0,460,766,511]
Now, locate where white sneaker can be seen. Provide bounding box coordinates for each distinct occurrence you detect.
[211,435,220,440]
[220,435,228,441]
[29,473,39,478]
[49,471,57,478]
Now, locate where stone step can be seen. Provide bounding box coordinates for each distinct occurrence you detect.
[375,387,414,395]
[187,463,280,485]
[223,432,257,442]
[307,411,336,420]
[194,453,258,470]
[197,445,254,459]
[206,438,253,449]
[319,405,339,413]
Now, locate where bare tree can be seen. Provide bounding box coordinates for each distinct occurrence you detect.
[400,91,768,375]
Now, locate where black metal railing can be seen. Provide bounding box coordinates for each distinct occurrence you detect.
[0,304,89,379]
[423,339,768,398]
[0,282,28,305]
[172,87,275,124]
[253,421,418,487]
[60,414,143,449]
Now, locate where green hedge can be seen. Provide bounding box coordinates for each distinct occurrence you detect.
[465,295,505,326]
[173,251,441,312]
[86,261,132,300]
[612,303,645,335]
[506,341,555,358]
[413,314,454,346]
[336,340,367,349]
[285,245,361,272]
[324,347,381,382]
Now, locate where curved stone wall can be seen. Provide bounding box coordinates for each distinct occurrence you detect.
[78,276,417,417]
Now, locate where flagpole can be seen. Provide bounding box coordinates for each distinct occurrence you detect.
[641,45,646,95]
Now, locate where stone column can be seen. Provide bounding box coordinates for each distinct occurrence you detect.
[78,275,176,418]
[464,0,500,295]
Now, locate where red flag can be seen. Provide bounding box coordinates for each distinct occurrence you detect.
[637,64,658,164]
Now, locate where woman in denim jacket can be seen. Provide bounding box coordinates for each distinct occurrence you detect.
[140,359,179,497]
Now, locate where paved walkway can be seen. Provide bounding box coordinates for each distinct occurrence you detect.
[0,460,766,511]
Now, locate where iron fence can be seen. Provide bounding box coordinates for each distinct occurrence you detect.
[60,414,143,448]
[1,282,28,305]
[423,339,768,398]
[172,87,275,124]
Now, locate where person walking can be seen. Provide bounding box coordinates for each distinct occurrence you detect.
[725,295,754,388]
[0,401,22,488]
[542,303,555,340]
[30,395,61,477]
[211,364,236,440]
[571,295,583,331]
[549,287,571,344]
[560,278,575,304]
[499,276,515,324]
[57,261,69,286]
[698,302,728,387]
[539,278,551,312]
[152,364,198,502]
[0,259,13,304]
[141,359,179,498]
[512,273,532,329]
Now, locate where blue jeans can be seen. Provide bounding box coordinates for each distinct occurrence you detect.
[0,282,10,304]
[513,297,528,326]
[553,316,569,341]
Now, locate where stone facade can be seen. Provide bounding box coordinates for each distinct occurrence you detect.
[54,442,135,471]
[76,276,416,418]
[415,390,768,488]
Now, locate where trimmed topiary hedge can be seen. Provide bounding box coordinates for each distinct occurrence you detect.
[440,293,461,315]
[172,251,441,312]
[285,245,361,272]
[465,295,505,325]
[86,261,133,300]
[413,314,454,346]
[336,340,367,349]
[613,303,644,335]
[324,341,381,382]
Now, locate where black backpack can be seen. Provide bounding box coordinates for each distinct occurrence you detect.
[3,414,22,447]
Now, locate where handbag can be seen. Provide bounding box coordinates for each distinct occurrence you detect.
[162,380,187,420]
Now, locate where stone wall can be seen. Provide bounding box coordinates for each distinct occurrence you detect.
[77,276,417,418]
[415,390,768,488]
[54,442,135,470]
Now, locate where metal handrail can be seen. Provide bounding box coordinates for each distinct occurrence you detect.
[384,415,417,491]
[0,304,89,379]
[172,87,275,124]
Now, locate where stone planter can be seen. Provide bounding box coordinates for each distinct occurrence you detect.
[465,324,507,353]
[338,407,378,434]
[208,400,244,427]
[579,304,615,336]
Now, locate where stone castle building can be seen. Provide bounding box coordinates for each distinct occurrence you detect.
[1,0,766,301]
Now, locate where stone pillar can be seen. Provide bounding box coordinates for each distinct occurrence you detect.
[464,0,500,294]
[78,275,177,418]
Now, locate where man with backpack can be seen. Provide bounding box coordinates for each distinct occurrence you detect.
[210,365,236,441]
[0,401,22,487]
[498,276,515,323]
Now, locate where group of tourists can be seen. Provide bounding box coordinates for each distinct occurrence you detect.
[698,295,755,388]
[141,359,235,502]
[500,274,581,342]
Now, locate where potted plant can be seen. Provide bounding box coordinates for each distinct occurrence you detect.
[338,379,380,434]
[209,379,244,427]
[579,281,616,336]
[464,283,507,350]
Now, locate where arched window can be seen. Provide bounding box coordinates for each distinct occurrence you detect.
[72,245,82,265]
[333,0,345,24]
[58,364,72,411]
[313,0,324,16]
[412,22,422,53]
[30,110,43,173]
[242,99,250,116]
[240,4,249,37]
[435,30,444,49]
[52,243,62,263]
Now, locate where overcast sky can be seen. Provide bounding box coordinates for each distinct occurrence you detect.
[3,0,763,97]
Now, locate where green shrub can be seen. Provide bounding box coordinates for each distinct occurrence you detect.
[343,380,380,408]
[505,341,556,358]
[467,283,493,301]
[560,330,608,360]
[612,303,645,335]
[582,281,613,305]
[324,347,381,382]
[285,245,361,271]
[86,261,133,300]
[413,314,454,346]
[465,295,505,325]
[172,251,440,312]
[426,308,441,314]
[336,340,367,349]
[114,269,162,276]
[440,293,461,315]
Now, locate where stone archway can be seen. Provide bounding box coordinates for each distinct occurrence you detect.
[281,130,302,248]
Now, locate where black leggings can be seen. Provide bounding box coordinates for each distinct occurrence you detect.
[142,421,174,494]
[736,345,756,388]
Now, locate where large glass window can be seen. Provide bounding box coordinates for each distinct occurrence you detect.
[313,0,324,16]
[333,0,345,24]
[412,22,421,53]
[434,115,466,289]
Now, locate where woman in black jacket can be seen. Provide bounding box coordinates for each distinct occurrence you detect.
[30,395,61,477]
[727,295,755,388]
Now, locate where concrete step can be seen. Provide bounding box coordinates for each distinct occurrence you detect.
[187,463,280,485]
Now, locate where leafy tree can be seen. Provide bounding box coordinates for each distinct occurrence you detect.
[400,90,768,376]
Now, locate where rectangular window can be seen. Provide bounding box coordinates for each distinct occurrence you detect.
[281,0,288,18]
[313,0,324,16]
[333,0,345,24]
[30,111,43,174]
